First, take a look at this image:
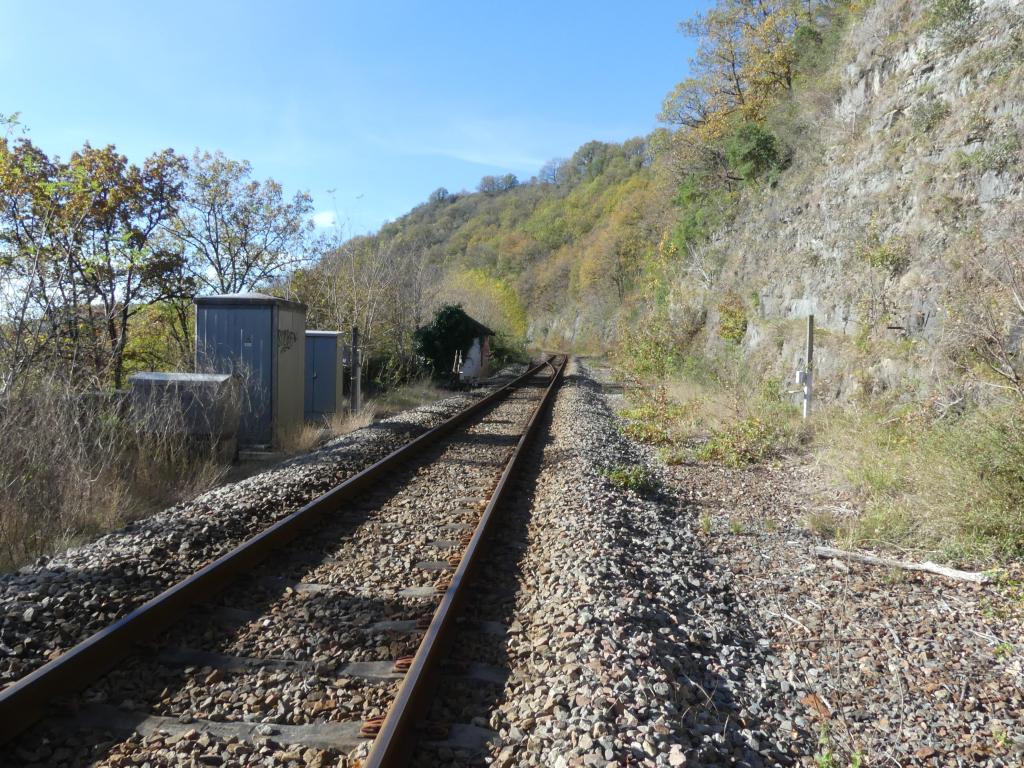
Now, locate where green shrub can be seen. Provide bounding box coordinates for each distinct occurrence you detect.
[603,464,657,494]
[615,305,706,382]
[619,395,700,445]
[725,122,787,181]
[954,135,1022,174]
[618,403,675,444]
[717,292,748,344]
[861,241,909,275]
[857,227,910,277]
[413,304,486,378]
[670,179,734,250]
[792,24,825,73]
[925,0,977,50]
[489,332,528,367]
[909,95,950,134]
[695,413,802,467]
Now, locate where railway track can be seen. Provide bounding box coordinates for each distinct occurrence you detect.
[2,355,567,767]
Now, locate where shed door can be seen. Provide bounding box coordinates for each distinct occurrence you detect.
[306,336,336,419]
[236,309,273,445]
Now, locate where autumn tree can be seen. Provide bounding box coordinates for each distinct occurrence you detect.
[537,158,566,185]
[0,131,62,392]
[478,174,518,194]
[440,268,527,337]
[60,145,187,388]
[428,186,451,204]
[664,0,811,132]
[0,136,187,389]
[660,0,831,184]
[288,230,427,379]
[170,150,314,295]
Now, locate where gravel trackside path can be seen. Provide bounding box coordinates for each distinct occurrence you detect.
[672,457,1024,767]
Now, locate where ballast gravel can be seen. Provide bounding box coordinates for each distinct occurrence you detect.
[7,369,553,768]
[482,360,783,767]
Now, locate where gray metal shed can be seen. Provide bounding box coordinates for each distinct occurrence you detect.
[304,331,346,422]
[195,293,306,448]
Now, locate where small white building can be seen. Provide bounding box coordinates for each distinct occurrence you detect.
[458,316,494,383]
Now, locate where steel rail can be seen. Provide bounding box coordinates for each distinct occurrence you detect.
[363,354,567,767]
[0,360,552,745]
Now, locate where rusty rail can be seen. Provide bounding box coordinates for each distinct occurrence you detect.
[363,354,567,767]
[0,360,554,745]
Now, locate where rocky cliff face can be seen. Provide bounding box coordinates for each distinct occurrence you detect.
[702,0,1024,399]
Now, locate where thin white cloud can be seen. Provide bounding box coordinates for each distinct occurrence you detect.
[366,115,574,173]
[422,145,547,171]
[312,210,338,228]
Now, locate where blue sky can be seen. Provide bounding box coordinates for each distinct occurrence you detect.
[1,1,708,234]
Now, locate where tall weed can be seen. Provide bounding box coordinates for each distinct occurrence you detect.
[619,348,806,466]
[819,402,1024,564]
[0,376,229,571]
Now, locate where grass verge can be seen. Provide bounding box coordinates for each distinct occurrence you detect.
[818,402,1024,565]
[615,349,1023,565]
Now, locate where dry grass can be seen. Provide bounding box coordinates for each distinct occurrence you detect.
[0,377,230,572]
[620,350,807,468]
[663,377,743,431]
[326,403,377,436]
[375,377,447,417]
[278,422,326,454]
[280,401,380,454]
[816,401,1024,565]
[279,377,442,457]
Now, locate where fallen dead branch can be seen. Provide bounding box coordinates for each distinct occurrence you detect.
[811,546,991,584]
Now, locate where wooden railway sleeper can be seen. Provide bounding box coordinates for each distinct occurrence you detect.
[392,656,415,673]
[419,721,450,740]
[360,717,386,737]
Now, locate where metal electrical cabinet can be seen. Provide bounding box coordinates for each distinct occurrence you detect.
[194,293,306,448]
[304,331,346,422]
